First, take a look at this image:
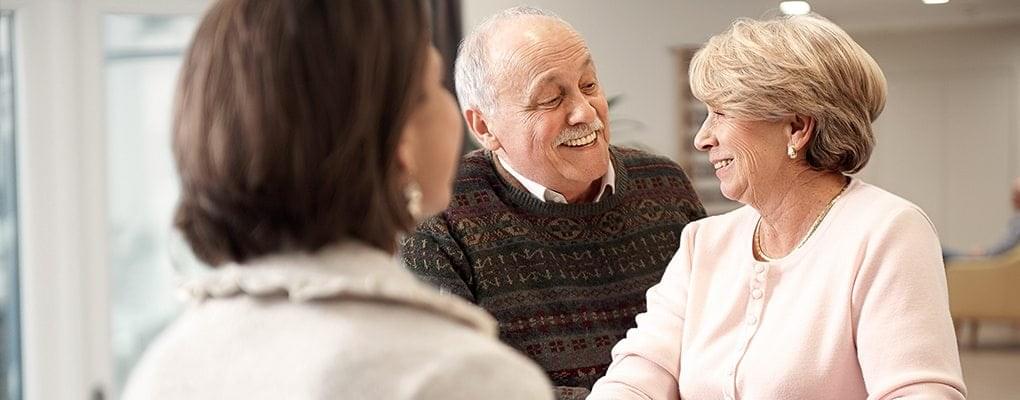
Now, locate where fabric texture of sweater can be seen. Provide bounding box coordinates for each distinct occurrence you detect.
[401,146,705,393]
[589,178,967,400]
[123,241,553,400]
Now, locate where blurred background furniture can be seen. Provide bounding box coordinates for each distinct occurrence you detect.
[946,245,1020,347]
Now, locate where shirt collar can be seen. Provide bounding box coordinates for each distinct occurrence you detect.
[496,154,615,204]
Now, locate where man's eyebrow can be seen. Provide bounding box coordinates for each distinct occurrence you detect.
[525,56,595,97]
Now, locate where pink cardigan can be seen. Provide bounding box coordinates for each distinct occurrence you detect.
[589,179,966,400]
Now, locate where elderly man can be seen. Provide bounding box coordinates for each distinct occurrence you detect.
[400,6,705,395]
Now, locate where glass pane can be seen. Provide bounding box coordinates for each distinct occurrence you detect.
[0,10,21,400]
[103,14,199,393]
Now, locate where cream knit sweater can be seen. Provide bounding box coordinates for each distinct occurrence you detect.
[123,241,553,400]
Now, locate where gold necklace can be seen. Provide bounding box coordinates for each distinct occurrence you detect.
[755,179,850,262]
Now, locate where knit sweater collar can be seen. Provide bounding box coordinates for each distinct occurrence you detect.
[496,153,616,203]
[177,241,498,335]
[484,146,634,217]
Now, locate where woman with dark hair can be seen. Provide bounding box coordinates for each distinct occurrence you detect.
[122,0,552,398]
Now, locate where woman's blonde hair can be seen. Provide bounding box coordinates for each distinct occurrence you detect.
[689,14,886,174]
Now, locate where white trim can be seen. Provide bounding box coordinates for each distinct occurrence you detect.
[15,2,89,399]
[84,0,209,15]
[0,0,35,10]
[78,0,111,397]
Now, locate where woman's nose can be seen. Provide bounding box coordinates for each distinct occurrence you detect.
[693,120,715,152]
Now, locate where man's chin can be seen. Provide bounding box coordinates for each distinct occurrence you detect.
[560,156,611,182]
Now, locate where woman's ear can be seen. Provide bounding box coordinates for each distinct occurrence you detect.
[465,108,501,151]
[788,114,815,152]
[396,123,418,182]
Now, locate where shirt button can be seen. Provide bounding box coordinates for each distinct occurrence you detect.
[747,315,758,325]
[752,289,763,299]
[725,395,734,400]
[754,264,765,273]
[756,274,766,283]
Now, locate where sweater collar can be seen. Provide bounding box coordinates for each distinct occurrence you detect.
[495,153,616,203]
[485,146,632,216]
[177,241,497,336]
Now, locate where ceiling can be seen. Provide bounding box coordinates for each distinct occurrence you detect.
[771,0,1020,33]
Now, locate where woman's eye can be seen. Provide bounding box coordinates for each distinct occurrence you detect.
[582,83,597,92]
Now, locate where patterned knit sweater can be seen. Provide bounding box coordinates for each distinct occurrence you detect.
[400,146,705,392]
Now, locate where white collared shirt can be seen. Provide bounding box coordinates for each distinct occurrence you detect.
[497,154,615,203]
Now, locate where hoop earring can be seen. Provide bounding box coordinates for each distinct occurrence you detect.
[404,181,423,221]
[787,144,797,159]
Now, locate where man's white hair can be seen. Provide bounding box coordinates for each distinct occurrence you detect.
[454,6,574,115]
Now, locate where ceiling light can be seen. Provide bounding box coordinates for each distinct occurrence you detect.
[923,0,950,4]
[780,1,811,15]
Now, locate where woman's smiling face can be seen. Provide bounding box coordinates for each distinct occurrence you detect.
[694,108,792,205]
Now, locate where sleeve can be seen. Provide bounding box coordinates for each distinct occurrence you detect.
[410,348,555,400]
[982,215,1020,257]
[587,224,697,400]
[400,214,477,302]
[852,208,967,400]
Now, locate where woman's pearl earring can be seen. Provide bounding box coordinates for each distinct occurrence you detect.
[787,144,797,159]
[404,181,423,221]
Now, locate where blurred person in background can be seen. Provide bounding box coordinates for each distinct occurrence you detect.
[943,177,1020,261]
[400,6,705,398]
[122,0,552,399]
[590,14,965,400]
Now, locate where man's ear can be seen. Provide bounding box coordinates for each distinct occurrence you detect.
[788,114,815,153]
[465,108,502,151]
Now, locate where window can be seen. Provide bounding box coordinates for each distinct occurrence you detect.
[0,10,22,400]
[103,14,199,391]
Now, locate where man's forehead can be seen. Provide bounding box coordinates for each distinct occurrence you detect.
[488,18,588,64]
[490,27,591,82]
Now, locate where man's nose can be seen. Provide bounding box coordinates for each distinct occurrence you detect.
[567,97,598,126]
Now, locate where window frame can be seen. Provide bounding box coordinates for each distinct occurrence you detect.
[7,1,208,399]
[0,9,23,400]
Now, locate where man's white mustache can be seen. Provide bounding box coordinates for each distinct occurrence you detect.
[554,120,605,146]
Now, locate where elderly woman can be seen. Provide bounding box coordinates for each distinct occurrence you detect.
[122,0,553,399]
[589,15,965,400]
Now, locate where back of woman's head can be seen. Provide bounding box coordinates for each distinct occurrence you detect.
[173,0,429,266]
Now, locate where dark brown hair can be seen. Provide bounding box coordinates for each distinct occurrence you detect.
[172,0,430,265]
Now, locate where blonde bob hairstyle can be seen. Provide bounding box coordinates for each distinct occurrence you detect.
[689,14,887,174]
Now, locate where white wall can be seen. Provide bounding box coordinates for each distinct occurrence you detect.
[855,24,1020,249]
[463,2,1020,249]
